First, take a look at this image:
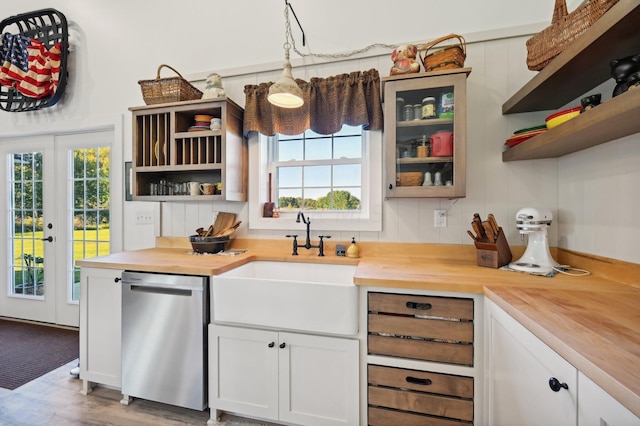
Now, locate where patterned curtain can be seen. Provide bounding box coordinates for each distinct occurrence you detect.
[243,68,383,136]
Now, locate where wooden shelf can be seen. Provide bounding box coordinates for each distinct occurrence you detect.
[503,89,640,161]
[397,157,453,164]
[502,0,640,114]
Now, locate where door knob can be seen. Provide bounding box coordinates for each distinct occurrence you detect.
[268,342,275,348]
[279,342,286,349]
[41,236,53,242]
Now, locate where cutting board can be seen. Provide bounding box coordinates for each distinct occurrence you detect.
[213,212,236,236]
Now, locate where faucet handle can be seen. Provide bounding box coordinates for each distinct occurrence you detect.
[285,234,298,238]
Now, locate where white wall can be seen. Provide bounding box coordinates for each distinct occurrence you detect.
[1,0,638,264]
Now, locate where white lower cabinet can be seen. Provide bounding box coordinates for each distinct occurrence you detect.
[79,267,123,394]
[210,324,359,426]
[578,372,640,426]
[485,299,578,426]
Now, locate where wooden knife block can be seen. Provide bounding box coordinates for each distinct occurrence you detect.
[474,228,512,268]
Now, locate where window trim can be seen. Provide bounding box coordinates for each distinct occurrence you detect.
[248,130,382,232]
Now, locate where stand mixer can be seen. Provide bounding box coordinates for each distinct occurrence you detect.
[508,207,560,274]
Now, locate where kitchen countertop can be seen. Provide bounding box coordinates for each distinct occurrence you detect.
[76,238,640,417]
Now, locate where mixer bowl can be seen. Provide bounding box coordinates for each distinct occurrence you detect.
[189,235,230,253]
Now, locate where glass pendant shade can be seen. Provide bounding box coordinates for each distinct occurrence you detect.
[268,56,304,108]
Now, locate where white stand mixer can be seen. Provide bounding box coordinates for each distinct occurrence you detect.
[508,207,560,275]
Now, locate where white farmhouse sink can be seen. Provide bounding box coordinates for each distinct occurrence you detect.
[212,261,358,336]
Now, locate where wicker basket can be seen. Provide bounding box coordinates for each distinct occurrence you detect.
[419,34,466,73]
[138,64,203,105]
[526,0,620,71]
[396,172,424,187]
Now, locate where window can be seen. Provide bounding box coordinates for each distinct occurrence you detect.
[248,127,382,232]
[271,125,362,212]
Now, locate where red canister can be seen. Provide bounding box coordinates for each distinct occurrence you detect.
[430,131,453,156]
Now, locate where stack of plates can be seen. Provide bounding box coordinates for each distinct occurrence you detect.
[505,125,547,148]
[189,114,214,132]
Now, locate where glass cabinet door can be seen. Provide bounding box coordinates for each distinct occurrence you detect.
[383,69,470,198]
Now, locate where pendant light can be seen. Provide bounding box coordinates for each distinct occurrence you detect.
[268,1,304,108]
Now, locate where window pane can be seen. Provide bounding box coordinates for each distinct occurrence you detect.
[306,138,331,160]
[278,140,303,161]
[304,165,331,186]
[278,188,302,210]
[334,136,362,159]
[278,166,302,187]
[334,164,361,186]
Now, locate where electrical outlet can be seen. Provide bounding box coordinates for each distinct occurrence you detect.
[434,209,447,228]
[135,210,154,225]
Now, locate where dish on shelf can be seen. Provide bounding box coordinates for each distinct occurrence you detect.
[545,106,581,129]
[188,125,211,132]
[154,141,159,159]
[514,124,546,134]
[194,114,213,122]
[505,128,547,147]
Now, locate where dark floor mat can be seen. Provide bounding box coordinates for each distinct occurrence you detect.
[0,319,78,390]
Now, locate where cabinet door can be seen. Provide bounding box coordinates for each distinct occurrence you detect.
[209,325,279,420]
[383,69,469,198]
[486,299,577,426]
[578,371,640,426]
[279,332,359,426]
[79,267,123,390]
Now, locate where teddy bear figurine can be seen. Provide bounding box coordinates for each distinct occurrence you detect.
[390,44,421,76]
[610,53,640,97]
[202,72,226,99]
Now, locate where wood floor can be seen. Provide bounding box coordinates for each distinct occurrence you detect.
[0,360,274,426]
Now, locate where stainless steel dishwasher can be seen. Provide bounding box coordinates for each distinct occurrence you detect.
[120,271,209,411]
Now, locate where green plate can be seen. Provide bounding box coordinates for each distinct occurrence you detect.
[514,124,546,134]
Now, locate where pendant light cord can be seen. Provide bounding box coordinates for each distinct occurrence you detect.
[283,1,397,61]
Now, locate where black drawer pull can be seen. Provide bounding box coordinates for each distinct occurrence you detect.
[406,301,432,310]
[406,376,432,386]
[548,377,568,392]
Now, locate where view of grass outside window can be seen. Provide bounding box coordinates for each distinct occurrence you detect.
[272,125,363,211]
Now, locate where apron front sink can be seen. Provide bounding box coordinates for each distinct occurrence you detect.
[212,261,358,336]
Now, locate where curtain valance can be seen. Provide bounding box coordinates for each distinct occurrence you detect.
[243,69,383,136]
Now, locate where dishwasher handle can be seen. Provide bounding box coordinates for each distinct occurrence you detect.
[128,285,193,297]
[120,273,206,292]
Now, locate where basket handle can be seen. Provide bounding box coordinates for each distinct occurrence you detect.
[155,64,184,80]
[551,0,568,24]
[418,34,466,59]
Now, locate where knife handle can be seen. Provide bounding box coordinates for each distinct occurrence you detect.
[482,221,495,243]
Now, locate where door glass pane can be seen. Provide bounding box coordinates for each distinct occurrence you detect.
[70,147,110,302]
[9,153,45,298]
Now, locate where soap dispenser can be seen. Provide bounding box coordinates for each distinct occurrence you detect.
[346,237,360,258]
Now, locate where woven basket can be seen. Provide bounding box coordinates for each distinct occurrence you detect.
[138,64,203,105]
[419,34,466,73]
[526,0,620,71]
[397,172,424,187]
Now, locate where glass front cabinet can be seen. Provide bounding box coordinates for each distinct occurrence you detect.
[383,68,470,198]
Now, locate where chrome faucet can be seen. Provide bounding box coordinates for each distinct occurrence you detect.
[286,211,330,256]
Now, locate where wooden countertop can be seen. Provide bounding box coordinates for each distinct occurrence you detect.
[76,238,640,417]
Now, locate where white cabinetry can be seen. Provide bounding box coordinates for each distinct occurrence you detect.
[578,371,640,426]
[486,298,578,425]
[79,267,123,394]
[210,324,359,426]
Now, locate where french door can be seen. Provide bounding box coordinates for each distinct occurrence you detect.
[0,129,120,326]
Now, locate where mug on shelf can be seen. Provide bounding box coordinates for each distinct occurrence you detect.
[200,183,215,195]
[210,118,222,130]
[188,181,201,196]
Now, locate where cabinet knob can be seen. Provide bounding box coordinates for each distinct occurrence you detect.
[388,183,393,190]
[268,342,275,348]
[548,377,569,392]
[114,277,121,283]
[406,301,432,311]
[279,342,286,349]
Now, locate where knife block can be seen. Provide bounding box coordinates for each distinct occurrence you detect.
[474,228,512,268]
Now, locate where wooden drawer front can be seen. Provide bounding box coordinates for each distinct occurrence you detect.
[369,293,473,320]
[368,365,473,399]
[368,314,473,342]
[368,407,472,426]
[368,292,474,365]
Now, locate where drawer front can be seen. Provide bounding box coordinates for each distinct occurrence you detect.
[368,385,473,422]
[368,292,474,365]
[369,407,472,426]
[368,365,473,399]
[369,293,473,319]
